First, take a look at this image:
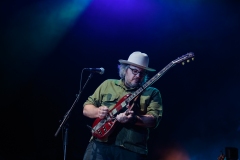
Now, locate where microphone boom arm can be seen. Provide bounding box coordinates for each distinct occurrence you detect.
[54,73,93,137]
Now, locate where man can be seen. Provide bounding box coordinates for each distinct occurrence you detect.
[83,51,163,160]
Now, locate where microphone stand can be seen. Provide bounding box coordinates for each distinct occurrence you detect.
[54,73,93,160]
[63,124,68,160]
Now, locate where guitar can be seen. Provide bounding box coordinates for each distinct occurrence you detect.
[91,52,195,140]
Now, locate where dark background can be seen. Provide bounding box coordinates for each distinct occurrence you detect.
[1,0,240,159]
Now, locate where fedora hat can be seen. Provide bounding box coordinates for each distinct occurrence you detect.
[119,51,156,72]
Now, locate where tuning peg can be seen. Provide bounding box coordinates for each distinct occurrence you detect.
[187,60,190,63]
[182,62,185,65]
[192,58,194,61]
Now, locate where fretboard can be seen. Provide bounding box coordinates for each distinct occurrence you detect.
[125,61,175,104]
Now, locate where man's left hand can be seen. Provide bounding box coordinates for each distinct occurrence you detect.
[116,111,134,123]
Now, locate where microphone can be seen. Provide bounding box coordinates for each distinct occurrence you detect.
[85,67,105,74]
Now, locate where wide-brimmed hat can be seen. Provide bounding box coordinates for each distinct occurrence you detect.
[119,51,156,72]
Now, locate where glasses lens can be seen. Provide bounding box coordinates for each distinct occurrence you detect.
[129,67,145,76]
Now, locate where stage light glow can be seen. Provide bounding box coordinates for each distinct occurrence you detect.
[3,0,92,86]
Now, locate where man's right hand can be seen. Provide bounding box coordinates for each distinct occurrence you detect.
[98,106,109,119]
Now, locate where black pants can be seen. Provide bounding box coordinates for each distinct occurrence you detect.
[83,140,147,160]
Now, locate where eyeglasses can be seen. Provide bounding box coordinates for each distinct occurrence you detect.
[128,67,146,76]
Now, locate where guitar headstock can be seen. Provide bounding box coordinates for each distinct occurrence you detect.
[172,52,195,65]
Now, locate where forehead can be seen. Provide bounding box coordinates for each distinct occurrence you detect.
[129,65,144,71]
[130,65,145,72]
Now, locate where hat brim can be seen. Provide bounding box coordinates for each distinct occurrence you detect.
[119,60,156,72]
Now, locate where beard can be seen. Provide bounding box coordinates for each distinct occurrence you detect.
[125,78,140,89]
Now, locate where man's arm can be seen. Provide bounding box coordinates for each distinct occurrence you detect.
[134,114,156,128]
[116,111,157,128]
[83,104,109,119]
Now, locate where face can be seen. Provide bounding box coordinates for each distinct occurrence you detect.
[124,65,146,88]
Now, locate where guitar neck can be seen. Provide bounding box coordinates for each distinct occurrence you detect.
[125,62,175,104]
[124,52,194,106]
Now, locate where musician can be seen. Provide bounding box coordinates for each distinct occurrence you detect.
[83,51,163,160]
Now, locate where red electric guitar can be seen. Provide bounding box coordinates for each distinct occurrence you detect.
[91,52,195,140]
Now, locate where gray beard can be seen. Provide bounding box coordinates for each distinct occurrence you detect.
[124,81,139,89]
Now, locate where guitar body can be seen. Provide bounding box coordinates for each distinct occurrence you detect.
[92,94,132,140]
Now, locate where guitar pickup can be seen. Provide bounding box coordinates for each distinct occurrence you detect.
[111,109,118,115]
[121,101,126,107]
